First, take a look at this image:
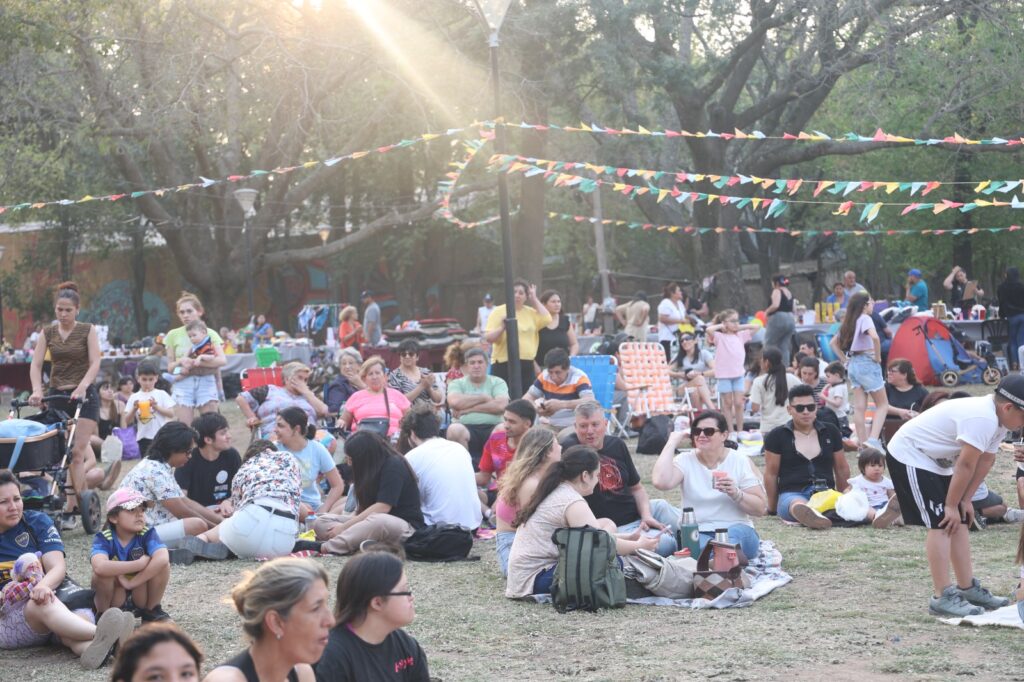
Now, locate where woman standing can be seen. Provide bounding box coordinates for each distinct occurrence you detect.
[204,558,334,682]
[494,428,561,576]
[337,306,364,350]
[999,267,1024,370]
[164,292,227,424]
[315,551,430,681]
[252,314,274,346]
[535,289,579,371]
[651,411,767,560]
[830,292,889,450]
[312,432,424,555]
[337,357,412,439]
[237,361,330,439]
[944,266,983,315]
[505,446,658,599]
[388,340,442,408]
[483,278,552,397]
[748,348,801,435]
[656,283,687,362]
[323,348,365,415]
[614,291,651,342]
[198,440,303,560]
[669,333,716,411]
[764,274,796,366]
[29,282,102,528]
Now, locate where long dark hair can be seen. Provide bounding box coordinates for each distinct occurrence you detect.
[689,410,739,450]
[345,431,418,512]
[110,622,203,682]
[333,551,405,625]
[836,291,871,352]
[278,406,316,440]
[146,422,197,462]
[514,446,599,527]
[761,347,789,407]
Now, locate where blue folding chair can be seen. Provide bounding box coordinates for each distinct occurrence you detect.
[570,354,626,436]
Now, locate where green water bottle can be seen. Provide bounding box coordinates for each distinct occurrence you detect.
[675,507,700,557]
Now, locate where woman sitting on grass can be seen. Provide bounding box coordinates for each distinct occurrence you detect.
[204,558,334,682]
[494,428,562,576]
[505,446,659,599]
[651,410,767,560]
[315,550,430,681]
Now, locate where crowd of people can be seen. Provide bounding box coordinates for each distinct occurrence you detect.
[4,270,1024,677]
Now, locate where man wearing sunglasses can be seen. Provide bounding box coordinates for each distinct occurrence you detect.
[763,384,849,530]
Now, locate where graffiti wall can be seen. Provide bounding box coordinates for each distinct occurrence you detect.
[80,280,173,344]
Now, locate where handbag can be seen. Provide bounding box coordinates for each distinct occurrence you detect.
[693,540,750,599]
[357,387,391,437]
[621,548,696,598]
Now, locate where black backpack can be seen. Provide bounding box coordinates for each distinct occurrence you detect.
[403,524,477,562]
[636,415,672,454]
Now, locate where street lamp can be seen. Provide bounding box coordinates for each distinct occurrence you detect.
[0,245,6,348]
[233,188,259,322]
[318,224,331,303]
[470,0,521,396]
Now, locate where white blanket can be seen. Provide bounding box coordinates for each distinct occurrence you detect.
[941,603,1024,629]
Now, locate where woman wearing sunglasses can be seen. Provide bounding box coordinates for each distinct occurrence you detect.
[651,411,767,560]
[388,340,441,408]
[314,550,430,681]
[669,333,716,410]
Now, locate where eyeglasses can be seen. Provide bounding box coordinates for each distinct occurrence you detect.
[399,351,418,357]
[386,590,413,597]
[681,336,695,341]
[791,403,817,413]
[691,427,720,438]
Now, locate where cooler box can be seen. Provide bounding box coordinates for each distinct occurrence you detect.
[254,346,281,368]
[240,367,283,392]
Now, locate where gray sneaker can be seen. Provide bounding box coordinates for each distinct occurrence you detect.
[179,536,230,561]
[929,585,984,617]
[1003,507,1024,524]
[957,578,1010,610]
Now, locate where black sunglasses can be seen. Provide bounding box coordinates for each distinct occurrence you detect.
[792,403,817,413]
[386,590,413,597]
[399,350,418,357]
[691,427,720,437]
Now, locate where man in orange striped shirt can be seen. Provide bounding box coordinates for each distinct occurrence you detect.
[524,349,594,440]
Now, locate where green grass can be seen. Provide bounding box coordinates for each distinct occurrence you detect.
[6,399,1024,681]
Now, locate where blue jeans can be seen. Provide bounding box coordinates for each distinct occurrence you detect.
[532,565,556,595]
[1009,313,1024,368]
[616,498,681,556]
[778,484,816,522]
[698,524,760,561]
[495,530,515,577]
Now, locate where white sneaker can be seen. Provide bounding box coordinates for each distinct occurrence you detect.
[101,436,123,462]
[1003,508,1024,524]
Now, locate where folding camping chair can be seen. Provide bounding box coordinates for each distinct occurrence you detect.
[616,342,692,422]
[570,354,628,437]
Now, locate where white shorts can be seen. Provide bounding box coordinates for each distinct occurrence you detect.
[218,498,299,560]
[154,519,186,544]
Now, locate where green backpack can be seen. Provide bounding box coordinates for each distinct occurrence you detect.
[550,526,626,612]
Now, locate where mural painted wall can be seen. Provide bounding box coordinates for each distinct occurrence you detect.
[79,280,173,344]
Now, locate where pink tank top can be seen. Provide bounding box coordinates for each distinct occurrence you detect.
[494,497,518,525]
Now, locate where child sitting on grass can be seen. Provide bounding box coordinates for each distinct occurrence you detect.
[845,447,902,528]
[90,488,171,622]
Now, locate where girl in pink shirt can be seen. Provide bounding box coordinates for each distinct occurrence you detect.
[705,309,759,437]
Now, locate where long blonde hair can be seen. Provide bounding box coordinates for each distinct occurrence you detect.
[498,427,557,506]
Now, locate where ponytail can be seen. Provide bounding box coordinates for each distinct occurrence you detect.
[514,446,598,526]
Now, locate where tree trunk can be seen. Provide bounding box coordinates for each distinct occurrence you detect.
[131,220,148,338]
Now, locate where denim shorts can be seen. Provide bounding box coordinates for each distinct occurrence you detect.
[847,355,884,393]
[171,374,219,407]
[778,485,816,522]
[716,376,745,394]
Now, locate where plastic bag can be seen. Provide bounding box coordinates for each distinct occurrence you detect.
[807,488,841,513]
[835,489,870,522]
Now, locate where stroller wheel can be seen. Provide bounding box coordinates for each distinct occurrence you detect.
[79,490,102,535]
[982,367,1002,386]
[940,370,960,387]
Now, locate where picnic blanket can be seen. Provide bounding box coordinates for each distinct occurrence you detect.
[627,540,791,609]
[941,603,1024,629]
[530,540,790,609]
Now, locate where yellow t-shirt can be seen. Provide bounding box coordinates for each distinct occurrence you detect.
[485,304,552,363]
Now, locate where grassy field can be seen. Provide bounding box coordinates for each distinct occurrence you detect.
[6,399,1024,681]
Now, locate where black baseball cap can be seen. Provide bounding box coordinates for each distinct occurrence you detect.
[996,375,1024,408]
[360,290,373,299]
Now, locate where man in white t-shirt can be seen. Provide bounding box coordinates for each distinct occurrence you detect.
[475,293,495,332]
[402,405,482,531]
[887,376,1024,617]
[657,282,687,361]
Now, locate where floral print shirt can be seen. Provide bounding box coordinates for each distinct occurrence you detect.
[119,459,183,528]
[230,449,303,517]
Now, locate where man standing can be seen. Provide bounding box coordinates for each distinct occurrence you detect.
[446,348,510,468]
[763,384,851,530]
[176,413,241,516]
[843,270,868,299]
[475,293,495,333]
[524,349,594,439]
[361,290,382,346]
[402,406,482,531]
[886,376,1024,616]
[905,269,929,312]
[657,283,687,361]
[561,401,679,556]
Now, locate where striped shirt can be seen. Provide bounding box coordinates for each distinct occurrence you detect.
[526,367,594,428]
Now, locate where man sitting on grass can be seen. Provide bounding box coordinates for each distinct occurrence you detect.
[476,399,536,522]
[90,489,171,622]
[175,413,241,517]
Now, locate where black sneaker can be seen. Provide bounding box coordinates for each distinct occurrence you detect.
[139,604,172,622]
[179,536,230,560]
[292,540,323,554]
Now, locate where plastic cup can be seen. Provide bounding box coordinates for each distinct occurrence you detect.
[138,399,152,421]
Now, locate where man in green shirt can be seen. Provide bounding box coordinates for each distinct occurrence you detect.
[446,349,510,469]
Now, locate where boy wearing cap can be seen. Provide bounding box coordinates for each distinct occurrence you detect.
[90,489,171,622]
[886,376,1024,616]
[905,268,929,312]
